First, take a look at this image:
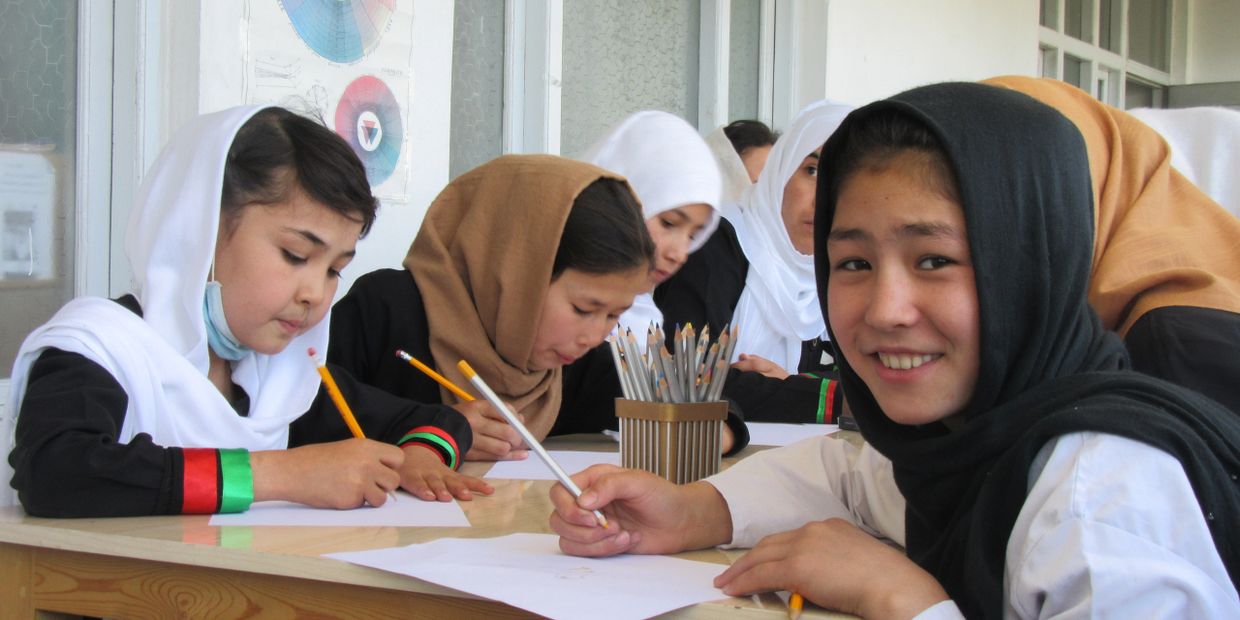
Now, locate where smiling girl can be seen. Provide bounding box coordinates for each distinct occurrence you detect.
[548,83,1240,619]
[4,107,479,516]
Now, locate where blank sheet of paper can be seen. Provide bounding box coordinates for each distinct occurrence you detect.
[209,494,469,527]
[326,533,729,620]
[483,450,619,480]
[746,422,839,447]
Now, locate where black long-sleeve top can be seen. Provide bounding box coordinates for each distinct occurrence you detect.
[8,294,471,518]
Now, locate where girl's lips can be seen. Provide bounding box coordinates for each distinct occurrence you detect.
[277,319,303,334]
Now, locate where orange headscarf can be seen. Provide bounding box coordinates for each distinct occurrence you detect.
[404,154,628,439]
[984,76,1240,336]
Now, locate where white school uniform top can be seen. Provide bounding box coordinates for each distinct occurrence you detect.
[707,432,1240,619]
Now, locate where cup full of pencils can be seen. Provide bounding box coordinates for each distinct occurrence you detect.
[609,322,736,484]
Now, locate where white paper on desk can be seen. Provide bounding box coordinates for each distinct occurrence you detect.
[326,532,729,620]
[746,422,839,446]
[209,495,468,527]
[483,450,620,480]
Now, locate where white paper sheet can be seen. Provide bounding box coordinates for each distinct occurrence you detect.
[209,494,468,527]
[483,450,620,480]
[746,422,839,447]
[326,533,730,620]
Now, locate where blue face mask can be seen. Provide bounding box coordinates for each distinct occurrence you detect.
[203,280,252,361]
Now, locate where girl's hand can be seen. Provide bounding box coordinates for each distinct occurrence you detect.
[453,399,531,461]
[251,438,404,509]
[715,519,949,618]
[399,443,494,501]
[732,353,790,380]
[549,465,733,557]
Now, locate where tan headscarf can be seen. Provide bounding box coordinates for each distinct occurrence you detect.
[982,76,1240,336]
[404,154,628,439]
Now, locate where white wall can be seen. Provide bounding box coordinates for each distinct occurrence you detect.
[1186,0,1240,83]
[819,0,1040,106]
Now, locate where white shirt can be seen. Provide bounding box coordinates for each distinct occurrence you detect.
[707,432,1240,618]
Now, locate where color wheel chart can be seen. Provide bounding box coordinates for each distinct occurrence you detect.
[335,75,404,186]
[280,0,395,64]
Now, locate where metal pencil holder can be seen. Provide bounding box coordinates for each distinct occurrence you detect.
[615,399,728,484]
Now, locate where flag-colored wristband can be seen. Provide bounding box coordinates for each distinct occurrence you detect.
[399,426,460,470]
[181,448,219,513]
[218,448,253,513]
[817,379,838,424]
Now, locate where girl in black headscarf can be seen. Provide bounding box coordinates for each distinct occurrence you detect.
[547,82,1240,619]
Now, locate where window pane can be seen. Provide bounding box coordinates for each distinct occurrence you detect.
[0,0,77,373]
[728,0,761,122]
[1129,0,1170,71]
[562,0,701,158]
[1064,55,1087,90]
[1040,0,1058,29]
[1065,0,1090,42]
[1099,0,1121,53]
[449,0,505,180]
[1040,46,1059,78]
[1125,78,1159,109]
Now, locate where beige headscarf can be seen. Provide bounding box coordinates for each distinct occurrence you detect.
[404,154,628,439]
[984,76,1240,336]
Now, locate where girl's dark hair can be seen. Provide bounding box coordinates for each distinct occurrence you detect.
[827,108,959,206]
[551,178,655,279]
[221,107,378,237]
[723,119,778,156]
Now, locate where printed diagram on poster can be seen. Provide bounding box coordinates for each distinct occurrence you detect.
[244,0,411,200]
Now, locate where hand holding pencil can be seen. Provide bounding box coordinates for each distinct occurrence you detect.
[395,349,528,461]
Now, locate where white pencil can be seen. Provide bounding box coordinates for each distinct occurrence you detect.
[457,360,609,528]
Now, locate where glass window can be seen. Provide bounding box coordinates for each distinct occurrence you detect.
[0,0,77,372]
[1040,0,1058,28]
[1099,0,1121,53]
[1065,0,1091,42]
[1129,0,1170,71]
[728,0,761,122]
[1125,78,1159,109]
[1064,54,1088,91]
[449,0,505,180]
[561,0,701,158]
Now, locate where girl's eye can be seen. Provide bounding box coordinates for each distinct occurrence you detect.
[572,305,591,317]
[917,256,955,270]
[834,258,869,272]
[327,268,342,279]
[660,217,676,229]
[282,249,307,265]
[806,165,818,177]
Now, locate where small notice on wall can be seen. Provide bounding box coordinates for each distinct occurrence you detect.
[0,147,56,280]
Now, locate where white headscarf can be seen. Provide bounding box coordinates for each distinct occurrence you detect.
[727,100,854,373]
[1127,106,1240,219]
[705,124,754,206]
[3,105,330,506]
[581,111,723,341]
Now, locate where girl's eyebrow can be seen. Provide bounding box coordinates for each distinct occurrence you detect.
[827,221,962,243]
[284,227,357,258]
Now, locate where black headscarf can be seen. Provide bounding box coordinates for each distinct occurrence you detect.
[814,82,1240,618]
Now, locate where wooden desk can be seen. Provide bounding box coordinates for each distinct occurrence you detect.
[0,435,854,619]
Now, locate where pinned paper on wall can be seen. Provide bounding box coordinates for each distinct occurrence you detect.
[0,147,56,281]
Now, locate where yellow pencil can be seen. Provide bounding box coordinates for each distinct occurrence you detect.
[789,592,803,620]
[308,348,395,502]
[395,349,475,401]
